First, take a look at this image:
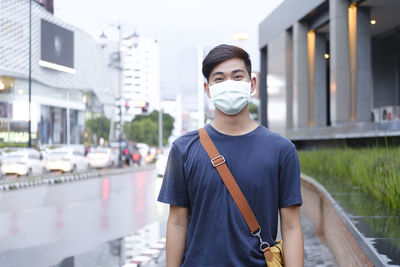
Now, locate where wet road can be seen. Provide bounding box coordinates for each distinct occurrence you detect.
[0,167,168,267]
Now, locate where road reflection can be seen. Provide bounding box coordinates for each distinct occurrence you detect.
[0,167,168,267]
[154,177,166,219]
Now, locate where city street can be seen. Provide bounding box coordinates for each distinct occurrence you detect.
[1,0,399,266]
[0,167,168,267]
[0,164,339,267]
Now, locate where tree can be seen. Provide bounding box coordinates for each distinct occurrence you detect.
[248,102,259,121]
[124,110,174,147]
[85,116,110,144]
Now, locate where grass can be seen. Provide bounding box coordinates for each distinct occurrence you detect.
[298,147,400,211]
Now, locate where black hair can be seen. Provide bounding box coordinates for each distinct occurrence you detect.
[202,44,252,82]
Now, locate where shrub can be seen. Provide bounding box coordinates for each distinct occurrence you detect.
[298,147,400,211]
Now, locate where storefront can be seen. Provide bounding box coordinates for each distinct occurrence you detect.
[0,75,84,145]
[0,1,118,146]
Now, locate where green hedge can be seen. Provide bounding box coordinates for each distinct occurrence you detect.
[298,147,400,211]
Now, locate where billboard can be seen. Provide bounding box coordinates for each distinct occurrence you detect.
[40,19,75,73]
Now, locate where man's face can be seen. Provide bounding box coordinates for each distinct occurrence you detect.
[204,58,256,98]
[208,58,250,86]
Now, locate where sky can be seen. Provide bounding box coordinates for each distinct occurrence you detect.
[54,0,283,97]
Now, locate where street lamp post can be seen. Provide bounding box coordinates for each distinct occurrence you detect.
[100,24,127,167]
[232,32,250,48]
[28,0,32,147]
[100,27,139,167]
[116,25,123,167]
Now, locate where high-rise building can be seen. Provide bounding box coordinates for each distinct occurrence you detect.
[178,46,205,133]
[160,95,183,144]
[121,34,160,121]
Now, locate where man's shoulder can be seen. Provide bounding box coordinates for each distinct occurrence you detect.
[174,129,199,144]
[171,129,200,153]
[260,126,296,151]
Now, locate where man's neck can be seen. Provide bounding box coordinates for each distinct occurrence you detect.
[210,106,259,136]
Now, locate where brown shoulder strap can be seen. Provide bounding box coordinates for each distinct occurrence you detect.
[198,128,260,233]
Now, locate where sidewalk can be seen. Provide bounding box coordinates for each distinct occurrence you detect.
[127,212,337,267]
[301,212,337,267]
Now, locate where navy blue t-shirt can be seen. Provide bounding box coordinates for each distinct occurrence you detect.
[158,124,302,267]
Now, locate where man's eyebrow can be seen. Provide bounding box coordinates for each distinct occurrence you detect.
[232,69,245,74]
[211,71,224,77]
[211,69,245,77]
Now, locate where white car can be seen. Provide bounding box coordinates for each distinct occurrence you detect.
[156,155,168,177]
[137,143,150,160]
[45,148,88,172]
[87,147,119,168]
[1,149,45,176]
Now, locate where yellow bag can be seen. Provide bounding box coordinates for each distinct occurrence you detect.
[263,240,284,267]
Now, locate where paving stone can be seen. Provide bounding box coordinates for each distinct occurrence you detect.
[145,212,338,266]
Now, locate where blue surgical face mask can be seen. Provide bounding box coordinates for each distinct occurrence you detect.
[209,80,252,115]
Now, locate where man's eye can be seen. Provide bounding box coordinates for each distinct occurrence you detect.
[234,75,243,80]
[214,77,224,82]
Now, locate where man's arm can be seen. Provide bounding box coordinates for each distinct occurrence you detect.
[166,204,189,267]
[280,205,304,267]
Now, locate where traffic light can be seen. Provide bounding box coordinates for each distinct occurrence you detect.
[140,101,149,113]
[125,101,129,111]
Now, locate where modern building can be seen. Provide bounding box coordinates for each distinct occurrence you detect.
[121,34,160,121]
[160,95,183,143]
[0,0,118,145]
[178,46,205,133]
[258,0,400,144]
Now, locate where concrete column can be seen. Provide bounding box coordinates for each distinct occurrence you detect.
[314,33,328,126]
[285,29,294,129]
[329,0,351,125]
[293,22,309,128]
[259,46,268,128]
[349,4,357,121]
[307,30,316,126]
[356,7,372,122]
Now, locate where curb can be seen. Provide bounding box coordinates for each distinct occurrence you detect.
[123,238,166,267]
[0,165,155,192]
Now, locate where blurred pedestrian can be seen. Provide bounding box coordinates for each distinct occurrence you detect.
[158,44,304,267]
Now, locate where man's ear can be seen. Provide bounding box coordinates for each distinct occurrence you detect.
[204,82,211,98]
[250,75,257,96]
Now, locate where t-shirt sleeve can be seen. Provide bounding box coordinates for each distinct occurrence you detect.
[157,143,189,207]
[278,145,303,208]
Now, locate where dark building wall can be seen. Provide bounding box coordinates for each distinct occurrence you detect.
[372,33,400,108]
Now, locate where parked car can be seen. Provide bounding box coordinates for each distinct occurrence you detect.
[156,148,170,177]
[109,141,142,166]
[1,148,45,176]
[0,147,18,166]
[87,147,119,168]
[130,145,142,166]
[44,148,88,172]
[137,143,150,160]
[156,154,168,177]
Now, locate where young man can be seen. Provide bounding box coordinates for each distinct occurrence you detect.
[158,44,304,267]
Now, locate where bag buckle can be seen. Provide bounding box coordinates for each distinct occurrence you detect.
[251,227,270,251]
[211,155,225,167]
